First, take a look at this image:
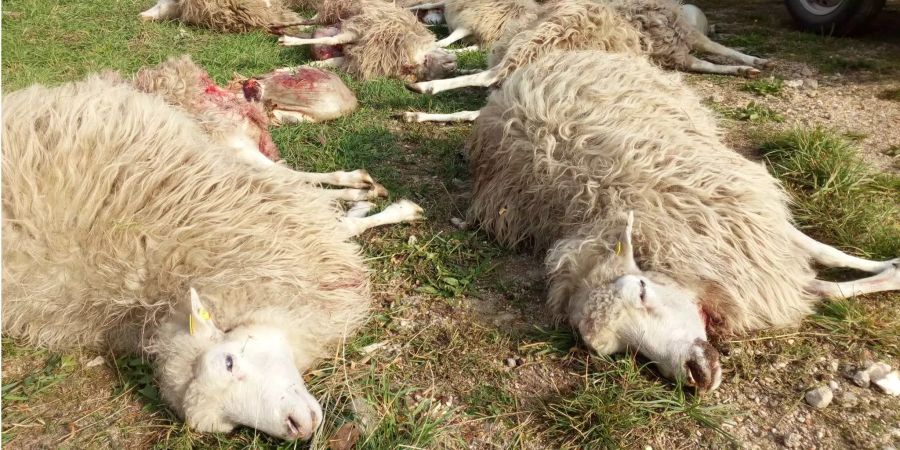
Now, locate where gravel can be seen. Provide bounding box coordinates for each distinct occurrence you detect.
[805,386,834,409]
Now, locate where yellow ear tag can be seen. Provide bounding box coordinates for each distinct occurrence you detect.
[189,308,211,336]
[615,241,622,256]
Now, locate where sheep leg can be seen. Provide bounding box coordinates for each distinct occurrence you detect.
[341,200,424,236]
[808,262,900,299]
[291,169,387,192]
[319,187,387,201]
[447,45,479,54]
[278,31,358,47]
[346,201,375,218]
[435,28,472,48]
[407,69,499,94]
[789,226,898,273]
[408,1,445,10]
[401,110,480,123]
[270,14,321,31]
[306,57,347,69]
[686,55,760,78]
[692,33,772,69]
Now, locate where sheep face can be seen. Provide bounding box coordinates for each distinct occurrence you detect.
[419,48,458,81]
[175,289,323,440]
[573,213,722,391]
[139,0,181,21]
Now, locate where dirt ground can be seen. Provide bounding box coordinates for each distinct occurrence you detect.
[2,0,899,449]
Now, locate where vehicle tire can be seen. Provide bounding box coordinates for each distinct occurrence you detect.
[784,0,885,36]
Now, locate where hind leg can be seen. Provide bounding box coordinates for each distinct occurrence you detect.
[341,200,425,236]
[686,56,760,78]
[789,226,898,273]
[808,262,900,299]
[693,34,772,69]
[401,110,480,123]
[435,28,472,48]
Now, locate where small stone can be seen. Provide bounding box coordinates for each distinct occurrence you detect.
[785,79,803,89]
[828,380,839,390]
[803,79,819,90]
[407,235,417,245]
[873,370,900,396]
[852,370,871,388]
[838,391,858,408]
[829,360,840,371]
[708,93,724,103]
[449,217,467,230]
[867,362,892,380]
[800,66,814,77]
[85,355,106,368]
[783,432,802,448]
[806,91,818,98]
[805,386,833,408]
[505,358,517,368]
[773,361,787,370]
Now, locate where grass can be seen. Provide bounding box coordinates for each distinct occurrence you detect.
[761,128,900,258]
[540,356,731,449]
[721,101,784,123]
[742,77,784,96]
[3,0,900,448]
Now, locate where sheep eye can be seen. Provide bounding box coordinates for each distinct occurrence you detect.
[639,279,646,302]
[225,354,234,372]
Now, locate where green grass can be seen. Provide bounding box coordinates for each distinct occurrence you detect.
[721,101,784,123]
[4,0,900,448]
[540,356,731,449]
[742,77,784,96]
[761,128,900,259]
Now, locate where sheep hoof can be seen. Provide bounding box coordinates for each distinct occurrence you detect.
[386,199,425,221]
[400,112,419,123]
[405,83,430,94]
[369,183,389,198]
[741,67,761,79]
[756,59,775,69]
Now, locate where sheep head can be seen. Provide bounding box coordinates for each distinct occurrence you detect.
[155,288,322,440]
[572,212,722,391]
[139,0,181,21]
[419,48,458,81]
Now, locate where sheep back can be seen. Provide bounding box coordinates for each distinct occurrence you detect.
[606,0,697,69]
[443,0,540,45]
[343,0,435,81]
[467,50,817,333]
[489,0,643,79]
[180,0,302,32]
[2,76,370,361]
[132,55,279,161]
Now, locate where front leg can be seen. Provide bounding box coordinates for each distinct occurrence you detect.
[278,31,358,47]
[685,55,760,78]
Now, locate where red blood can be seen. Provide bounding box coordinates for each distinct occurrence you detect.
[311,26,344,61]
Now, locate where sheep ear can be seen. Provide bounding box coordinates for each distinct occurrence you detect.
[614,211,640,273]
[188,287,222,340]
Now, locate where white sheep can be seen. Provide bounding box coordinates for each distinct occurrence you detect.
[277,0,458,82]
[410,0,541,51]
[2,74,424,439]
[132,55,377,201]
[409,0,770,96]
[404,0,643,121]
[464,50,899,390]
[139,0,303,32]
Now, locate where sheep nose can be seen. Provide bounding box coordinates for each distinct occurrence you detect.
[683,338,722,391]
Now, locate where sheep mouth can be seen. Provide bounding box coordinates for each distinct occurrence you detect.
[286,415,301,438]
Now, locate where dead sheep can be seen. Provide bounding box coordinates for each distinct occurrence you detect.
[277,0,457,82]
[139,0,303,32]
[2,74,423,440]
[463,50,899,391]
